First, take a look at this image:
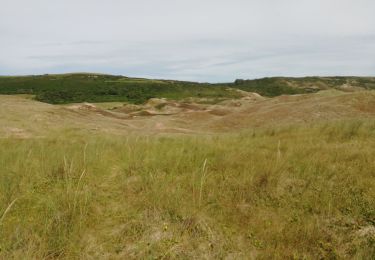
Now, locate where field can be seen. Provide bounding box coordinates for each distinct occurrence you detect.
[0,75,375,259]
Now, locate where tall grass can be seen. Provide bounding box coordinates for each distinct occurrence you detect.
[0,120,374,259]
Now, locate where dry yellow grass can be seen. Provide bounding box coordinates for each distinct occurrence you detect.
[0,92,374,259]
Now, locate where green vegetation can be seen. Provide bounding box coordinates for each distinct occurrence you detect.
[231,76,375,96]
[0,74,238,104]
[232,77,312,96]
[1,73,374,104]
[0,120,374,258]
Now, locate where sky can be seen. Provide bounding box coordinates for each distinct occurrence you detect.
[0,0,374,82]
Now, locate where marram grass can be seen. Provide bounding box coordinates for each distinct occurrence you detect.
[0,120,374,259]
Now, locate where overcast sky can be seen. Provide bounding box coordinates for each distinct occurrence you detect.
[1,0,374,82]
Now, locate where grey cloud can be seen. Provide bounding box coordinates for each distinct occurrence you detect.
[1,0,374,81]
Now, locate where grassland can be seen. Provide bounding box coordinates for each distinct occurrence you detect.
[0,120,374,259]
[1,77,375,258]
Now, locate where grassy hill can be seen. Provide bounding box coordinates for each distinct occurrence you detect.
[1,73,375,104]
[0,88,375,258]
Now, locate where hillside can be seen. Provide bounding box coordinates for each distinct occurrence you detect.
[230,76,375,96]
[0,74,239,104]
[1,77,375,258]
[1,73,375,104]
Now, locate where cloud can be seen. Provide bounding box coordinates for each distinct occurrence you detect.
[0,0,374,82]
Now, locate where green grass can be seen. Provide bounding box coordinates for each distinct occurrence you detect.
[0,120,374,258]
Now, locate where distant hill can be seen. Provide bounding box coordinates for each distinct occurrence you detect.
[0,73,374,104]
[229,76,375,96]
[0,74,238,104]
